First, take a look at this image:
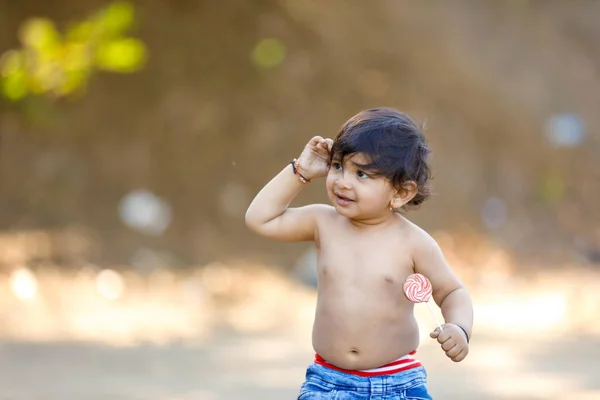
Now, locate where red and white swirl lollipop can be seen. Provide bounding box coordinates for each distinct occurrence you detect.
[403,273,432,303]
[403,273,443,331]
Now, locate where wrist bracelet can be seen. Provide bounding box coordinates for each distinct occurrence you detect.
[456,324,470,344]
[290,159,311,184]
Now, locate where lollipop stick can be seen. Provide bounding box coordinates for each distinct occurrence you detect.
[426,301,444,331]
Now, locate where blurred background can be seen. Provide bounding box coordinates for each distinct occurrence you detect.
[1,1,599,399]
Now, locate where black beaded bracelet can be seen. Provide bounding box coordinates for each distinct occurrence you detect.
[457,324,470,344]
[290,159,311,184]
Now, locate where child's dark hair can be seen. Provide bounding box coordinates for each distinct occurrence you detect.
[331,108,431,207]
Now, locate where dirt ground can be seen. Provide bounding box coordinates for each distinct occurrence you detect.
[1,265,599,399]
[1,330,599,400]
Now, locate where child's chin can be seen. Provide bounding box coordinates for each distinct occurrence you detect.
[333,206,390,222]
[332,204,357,218]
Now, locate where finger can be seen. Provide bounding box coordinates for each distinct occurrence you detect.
[437,334,450,345]
[451,348,468,363]
[318,141,330,152]
[324,138,334,151]
[429,327,442,338]
[308,136,324,147]
[445,344,461,359]
[436,330,452,344]
[315,145,332,160]
[441,339,455,352]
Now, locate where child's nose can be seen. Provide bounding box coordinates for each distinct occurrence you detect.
[335,176,352,189]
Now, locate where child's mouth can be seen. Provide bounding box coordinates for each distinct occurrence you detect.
[335,193,354,206]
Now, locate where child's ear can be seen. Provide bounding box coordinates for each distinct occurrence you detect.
[391,181,418,208]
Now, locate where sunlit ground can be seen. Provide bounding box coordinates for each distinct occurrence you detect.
[1,254,599,399]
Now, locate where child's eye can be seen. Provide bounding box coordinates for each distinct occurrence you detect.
[332,162,342,170]
[357,170,369,179]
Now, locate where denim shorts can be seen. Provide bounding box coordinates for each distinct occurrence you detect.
[298,363,432,399]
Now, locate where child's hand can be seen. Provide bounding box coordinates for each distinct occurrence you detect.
[430,323,469,362]
[296,136,334,180]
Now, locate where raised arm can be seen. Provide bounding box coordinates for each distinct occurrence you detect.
[245,136,333,242]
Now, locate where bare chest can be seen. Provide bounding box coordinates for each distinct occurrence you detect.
[317,235,414,289]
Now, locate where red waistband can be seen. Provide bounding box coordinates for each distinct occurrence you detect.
[314,351,421,377]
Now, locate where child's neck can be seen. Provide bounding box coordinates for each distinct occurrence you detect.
[346,212,399,229]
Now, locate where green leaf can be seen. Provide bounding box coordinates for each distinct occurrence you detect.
[19,18,62,51]
[252,38,286,69]
[63,43,94,71]
[0,2,146,101]
[65,21,95,43]
[58,70,89,95]
[1,70,28,100]
[30,62,64,92]
[99,1,135,37]
[540,172,565,205]
[95,38,146,72]
[0,50,24,77]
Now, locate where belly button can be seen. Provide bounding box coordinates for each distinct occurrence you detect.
[349,348,359,356]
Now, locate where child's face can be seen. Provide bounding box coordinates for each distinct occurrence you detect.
[326,152,397,220]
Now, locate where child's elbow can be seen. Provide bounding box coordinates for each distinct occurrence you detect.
[244,208,257,229]
[244,207,264,234]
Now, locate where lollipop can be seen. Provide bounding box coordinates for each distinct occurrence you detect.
[403,273,443,331]
[403,273,432,303]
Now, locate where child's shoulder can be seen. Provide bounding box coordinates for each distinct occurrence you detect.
[396,215,438,249]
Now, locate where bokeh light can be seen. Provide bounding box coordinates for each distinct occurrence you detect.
[252,38,286,69]
[118,189,172,236]
[9,267,38,301]
[545,113,586,148]
[96,268,125,300]
[481,196,507,229]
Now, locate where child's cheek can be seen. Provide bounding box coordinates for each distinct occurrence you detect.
[325,173,335,192]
